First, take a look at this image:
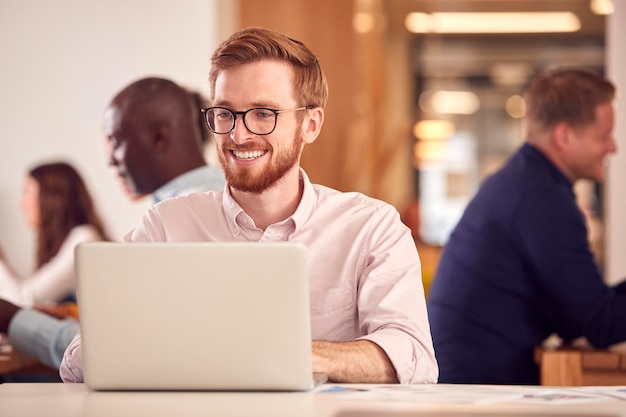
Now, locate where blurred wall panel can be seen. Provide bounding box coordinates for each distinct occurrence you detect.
[236,0,414,210]
[605,0,626,285]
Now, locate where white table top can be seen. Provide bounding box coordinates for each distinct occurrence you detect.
[2,383,626,417]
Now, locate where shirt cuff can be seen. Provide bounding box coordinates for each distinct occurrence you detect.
[8,309,80,369]
[359,330,438,384]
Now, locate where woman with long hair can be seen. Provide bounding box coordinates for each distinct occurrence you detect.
[0,161,110,307]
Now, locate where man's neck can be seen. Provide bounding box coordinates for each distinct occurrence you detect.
[230,167,303,230]
[526,139,577,183]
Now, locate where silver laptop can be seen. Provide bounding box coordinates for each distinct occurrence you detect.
[75,241,325,391]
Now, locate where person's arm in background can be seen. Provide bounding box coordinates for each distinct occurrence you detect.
[0,226,102,307]
[0,298,79,369]
[0,247,24,305]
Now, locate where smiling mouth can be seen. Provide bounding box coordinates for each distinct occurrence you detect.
[232,150,267,160]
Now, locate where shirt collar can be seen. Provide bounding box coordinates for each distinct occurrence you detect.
[290,168,315,231]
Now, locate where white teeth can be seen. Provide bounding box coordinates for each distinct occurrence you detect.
[233,150,265,160]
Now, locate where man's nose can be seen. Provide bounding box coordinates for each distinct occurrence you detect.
[230,115,254,144]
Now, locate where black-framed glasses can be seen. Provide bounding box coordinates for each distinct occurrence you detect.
[201,106,312,135]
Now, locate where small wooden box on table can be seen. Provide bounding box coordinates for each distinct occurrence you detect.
[535,344,626,386]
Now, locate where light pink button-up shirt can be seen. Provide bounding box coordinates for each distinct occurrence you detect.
[61,170,437,384]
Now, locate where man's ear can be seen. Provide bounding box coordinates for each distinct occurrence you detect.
[151,122,170,152]
[550,122,571,151]
[301,107,324,144]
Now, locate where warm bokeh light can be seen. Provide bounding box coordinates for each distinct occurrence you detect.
[413,140,446,163]
[431,90,481,115]
[490,63,534,87]
[405,12,581,34]
[505,95,526,119]
[353,12,375,33]
[413,120,455,141]
[590,0,614,15]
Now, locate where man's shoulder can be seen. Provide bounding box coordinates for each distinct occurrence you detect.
[312,183,393,211]
[310,184,400,226]
[479,146,564,201]
[459,153,572,230]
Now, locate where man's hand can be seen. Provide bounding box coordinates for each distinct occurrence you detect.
[0,298,20,333]
[312,339,399,383]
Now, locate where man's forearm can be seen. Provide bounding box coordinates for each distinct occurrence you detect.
[312,339,399,383]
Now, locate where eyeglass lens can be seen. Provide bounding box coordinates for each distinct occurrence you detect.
[205,108,277,135]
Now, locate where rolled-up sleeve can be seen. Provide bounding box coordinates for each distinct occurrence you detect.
[59,330,84,382]
[356,209,438,384]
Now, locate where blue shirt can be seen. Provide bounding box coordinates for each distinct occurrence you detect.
[152,165,225,203]
[428,143,626,384]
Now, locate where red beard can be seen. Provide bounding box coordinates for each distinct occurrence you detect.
[219,130,303,194]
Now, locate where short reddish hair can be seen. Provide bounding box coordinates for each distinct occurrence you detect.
[208,27,328,110]
[524,67,615,135]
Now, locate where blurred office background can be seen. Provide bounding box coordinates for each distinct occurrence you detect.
[1,0,624,285]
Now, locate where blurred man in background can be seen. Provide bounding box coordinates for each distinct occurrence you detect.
[428,67,625,385]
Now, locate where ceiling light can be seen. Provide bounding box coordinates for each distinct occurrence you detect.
[590,0,614,15]
[405,12,581,34]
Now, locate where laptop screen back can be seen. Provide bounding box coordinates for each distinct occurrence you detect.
[75,241,313,391]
